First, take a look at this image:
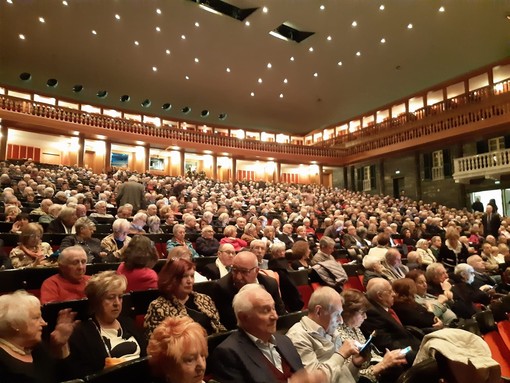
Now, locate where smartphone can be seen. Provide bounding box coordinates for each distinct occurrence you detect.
[400,346,412,355]
[359,331,375,353]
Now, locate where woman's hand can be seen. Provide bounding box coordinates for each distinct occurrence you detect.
[50,309,79,358]
[432,316,444,329]
[437,294,449,304]
[372,349,407,376]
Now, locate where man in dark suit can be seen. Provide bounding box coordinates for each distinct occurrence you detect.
[46,206,77,234]
[115,175,145,214]
[467,255,497,291]
[211,284,324,383]
[278,224,295,250]
[481,205,501,238]
[360,278,421,368]
[201,243,235,280]
[214,251,286,330]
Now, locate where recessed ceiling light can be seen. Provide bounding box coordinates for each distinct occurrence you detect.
[39,17,45,23]
[262,6,268,13]
[195,22,200,27]
[258,78,263,83]
[62,0,68,5]
[407,23,413,29]
[309,47,314,52]
[352,21,358,27]
[181,35,186,40]
[194,58,199,63]
[6,0,13,3]
[267,63,272,69]
[226,67,231,72]
[152,66,157,72]
[156,8,162,14]
[326,35,332,41]
[379,4,385,10]
[115,14,120,20]
[250,92,255,96]
[290,56,295,61]
[320,5,325,10]
[245,21,250,26]
[313,72,318,77]
[380,38,386,43]
[337,61,343,66]
[279,94,284,98]
[134,40,139,45]
[185,75,190,80]
[356,51,361,56]
[166,49,171,54]
[92,30,97,35]
[156,27,161,32]
[18,34,25,40]
[283,78,288,84]
[439,6,445,12]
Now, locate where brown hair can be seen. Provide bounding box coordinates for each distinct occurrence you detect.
[392,278,417,304]
[122,235,158,270]
[341,289,370,323]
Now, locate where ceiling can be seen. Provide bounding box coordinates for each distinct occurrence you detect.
[1,0,510,136]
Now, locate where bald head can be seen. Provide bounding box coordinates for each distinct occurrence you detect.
[366,277,394,309]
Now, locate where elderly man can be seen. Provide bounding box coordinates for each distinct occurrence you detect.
[278,224,296,250]
[196,225,220,257]
[360,278,421,365]
[250,239,269,269]
[466,255,497,292]
[115,175,145,213]
[311,237,336,265]
[100,218,132,261]
[211,284,325,383]
[30,198,53,216]
[425,263,453,299]
[381,249,409,282]
[202,243,236,280]
[214,251,286,330]
[40,245,90,304]
[287,287,367,383]
[481,204,501,238]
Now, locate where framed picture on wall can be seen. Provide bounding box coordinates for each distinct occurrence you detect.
[150,157,165,170]
[111,152,129,167]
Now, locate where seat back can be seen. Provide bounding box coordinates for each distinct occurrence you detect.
[473,310,497,334]
[84,356,151,383]
[289,269,312,309]
[41,298,90,340]
[128,289,160,330]
[396,358,439,383]
[276,310,308,334]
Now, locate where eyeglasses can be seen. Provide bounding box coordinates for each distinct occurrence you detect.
[220,250,236,255]
[231,266,257,276]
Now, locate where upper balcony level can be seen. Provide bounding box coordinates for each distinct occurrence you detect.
[453,147,510,184]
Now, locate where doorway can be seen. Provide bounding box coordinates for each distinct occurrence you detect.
[393,177,405,199]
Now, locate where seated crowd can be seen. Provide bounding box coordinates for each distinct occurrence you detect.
[0,160,508,382]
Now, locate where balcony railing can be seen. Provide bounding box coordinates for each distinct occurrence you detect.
[0,95,344,159]
[453,148,510,183]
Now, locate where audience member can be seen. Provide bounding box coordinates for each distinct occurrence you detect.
[380,249,409,282]
[60,217,104,263]
[100,218,132,262]
[117,235,159,291]
[166,224,199,258]
[201,243,235,280]
[195,225,220,257]
[288,240,312,270]
[9,222,55,268]
[40,246,90,304]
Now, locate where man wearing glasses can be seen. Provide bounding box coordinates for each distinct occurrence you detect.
[214,251,287,330]
[202,243,236,280]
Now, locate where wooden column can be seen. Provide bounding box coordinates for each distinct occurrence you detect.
[104,141,112,172]
[78,134,85,168]
[180,151,185,176]
[0,122,7,161]
[144,145,150,173]
[232,157,237,182]
[212,155,218,180]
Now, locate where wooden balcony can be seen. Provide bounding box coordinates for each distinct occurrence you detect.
[453,148,510,183]
[0,95,344,165]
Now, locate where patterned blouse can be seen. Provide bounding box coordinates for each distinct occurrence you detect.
[335,324,383,383]
[9,242,56,268]
[144,292,226,337]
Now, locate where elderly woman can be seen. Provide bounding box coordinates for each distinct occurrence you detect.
[38,203,62,224]
[129,212,147,235]
[100,218,132,262]
[288,240,311,270]
[240,223,258,245]
[144,258,225,337]
[391,278,443,330]
[10,213,30,234]
[362,254,388,288]
[147,316,207,383]
[147,215,164,234]
[438,226,469,272]
[67,271,146,379]
[4,205,21,222]
[117,235,159,291]
[60,217,104,263]
[195,225,220,257]
[406,269,457,326]
[219,225,247,252]
[89,201,114,219]
[9,223,55,268]
[166,224,199,259]
[415,239,436,265]
[0,291,77,382]
[337,289,407,383]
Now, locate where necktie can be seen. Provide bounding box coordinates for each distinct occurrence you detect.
[388,308,403,326]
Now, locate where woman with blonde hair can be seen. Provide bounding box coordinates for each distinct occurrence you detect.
[438,226,469,272]
[9,223,55,268]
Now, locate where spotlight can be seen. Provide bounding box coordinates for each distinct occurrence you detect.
[162,103,172,111]
[46,78,58,87]
[182,106,191,114]
[96,90,108,98]
[218,113,227,120]
[200,109,209,117]
[141,99,152,108]
[19,72,31,81]
[120,95,130,102]
[73,85,83,93]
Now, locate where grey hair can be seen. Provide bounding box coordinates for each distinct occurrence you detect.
[308,286,343,312]
[173,224,185,236]
[233,284,267,326]
[75,217,96,234]
[416,239,429,248]
[425,262,446,281]
[454,263,472,278]
[362,254,381,270]
[112,218,130,233]
[0,291,40,337]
